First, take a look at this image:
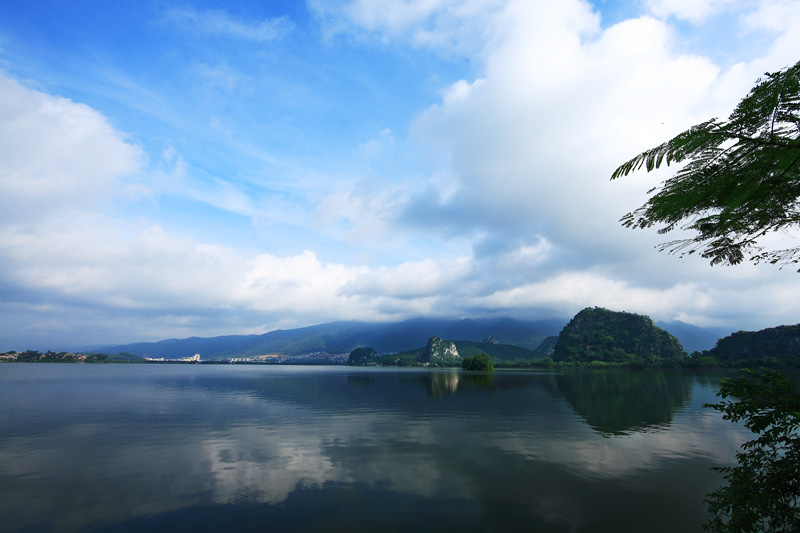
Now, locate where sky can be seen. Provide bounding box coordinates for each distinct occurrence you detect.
[1,0,800,350]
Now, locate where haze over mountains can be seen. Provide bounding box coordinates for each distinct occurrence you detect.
[94,316,731,360]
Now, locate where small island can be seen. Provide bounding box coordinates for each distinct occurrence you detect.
[461,353,494,371]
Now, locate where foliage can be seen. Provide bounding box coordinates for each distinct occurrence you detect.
[704,369,800,532]
[343,321,800,369]
[5,350,109,363]
[553,307,685,363]
[395,354,422,367]
[454,340,538,361]
[707,325,800,361]
[106,351,142,362]
[532,336,559,357]
[612,60,800,268]
[539,356,555,368]
[461,353,495,371]
[346,347,380,366]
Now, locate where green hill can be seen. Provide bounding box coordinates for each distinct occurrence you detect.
[553,307,685,363]
[706,325,800,362]
[390,338,538,364]
[453,340,538,361]
[346,347,381,366]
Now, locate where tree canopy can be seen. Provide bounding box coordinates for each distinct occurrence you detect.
[612,60,800,269]
[461,353,494,371]
[552,307,685,363]
[703,370,800,532]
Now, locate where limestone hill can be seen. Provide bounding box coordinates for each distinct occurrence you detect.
[553,307,685,363]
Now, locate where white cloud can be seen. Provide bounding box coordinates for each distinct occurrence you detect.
[342,257,471,298]
[0,75,462,343]
[309,0,505,54]
[410,5,722,254]
[743,0,800,31]
[3,1,800,349]
[0,75,143,219]
[644,0,743,23]
[0,76,366,344]
[740,0,800,70]
[166,7,292,42]
[398,0,800,325]
[195,62,243,91]
[475,271,709,320]
[314,176,411,245]
[357,128,396,160]
[0,213,367,317]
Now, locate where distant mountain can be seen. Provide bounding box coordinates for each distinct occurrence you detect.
[655,320,732,353]
[97,317,568,360]
[453,340,539,361]
[360,316,564,352]
[97,334,259,360]
[94,314,731,361]
[532,336,558,357]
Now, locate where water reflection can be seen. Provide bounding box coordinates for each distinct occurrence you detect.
[423,370,460,398]
[346,373,374,388]
[0,365,748,532]
[553,369,694,436]
[461,372,494,388]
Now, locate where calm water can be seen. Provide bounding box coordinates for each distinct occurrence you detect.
[0,364,749,532]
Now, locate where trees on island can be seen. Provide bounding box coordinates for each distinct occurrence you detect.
[461,353,494,371]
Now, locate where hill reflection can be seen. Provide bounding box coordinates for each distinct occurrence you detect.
[423,370,460,398]
[0,365,747,533]
[554,370,694,436]
[421,370,530,398]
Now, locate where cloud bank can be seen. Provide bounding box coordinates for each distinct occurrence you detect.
[1,0,800,349]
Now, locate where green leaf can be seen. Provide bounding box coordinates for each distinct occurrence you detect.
[612,60,800,268]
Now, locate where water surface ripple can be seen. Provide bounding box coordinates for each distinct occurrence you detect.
[0,365,748,532]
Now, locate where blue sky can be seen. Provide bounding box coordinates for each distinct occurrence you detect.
[1,0,800,350]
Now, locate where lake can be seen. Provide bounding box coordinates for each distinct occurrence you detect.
[0,364,749,532]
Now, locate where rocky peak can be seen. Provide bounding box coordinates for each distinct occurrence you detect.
[421,336,460,366]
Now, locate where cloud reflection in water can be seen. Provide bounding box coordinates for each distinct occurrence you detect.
[0,365,750,532]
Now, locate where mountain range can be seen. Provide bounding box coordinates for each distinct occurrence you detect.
[95,316,731,360]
